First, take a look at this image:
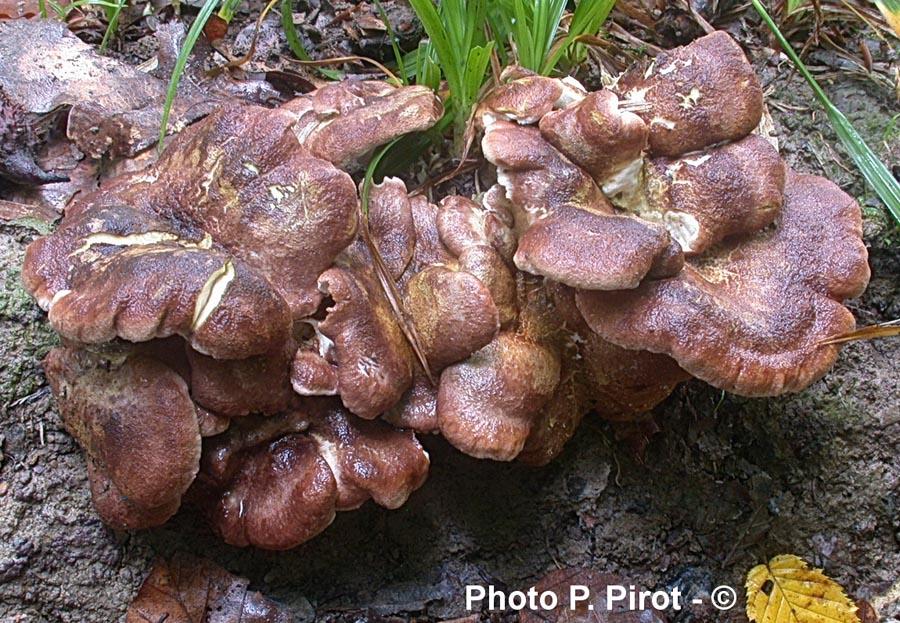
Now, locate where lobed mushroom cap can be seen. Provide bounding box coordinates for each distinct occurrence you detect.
[287,81,444,170]
[43,347,201,529]
[308,404,430,510]
[513,205,684,290]
[642,134,786,254]
[577,170,870,396]
[614,30,764,157]
[405,265,500,373]
[482,121,684,289]
[186,342,298,417]
[201,430,338,550]
[317,266,414,419]
[78,105,360,319]
[538,89,649,184]
[437,331,561,461]
[197,403,429,549]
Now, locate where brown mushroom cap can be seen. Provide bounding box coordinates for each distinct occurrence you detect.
[383,370,439,434]
[614,31,764,157]
[317,266,414,418]
[576,170,870,396]
[186,342,297,417]
[517,358,585,467]
[405,265,500,372]
[200,428,338,550]
[437,332,561,461]
[366,177,417,280]
[287,82,444,170]
[641,134,786,254]
[437,195,517,263]
[290,348,340,397]
[457,244,519,328]
[476,66,570,128]
[43,347,201,529]
[539,89,649,184]
[307,404,430,510]
[44,242,292,360]
[482,121,684,289]
[196,403,429,549]
[56,104,361,320]
[513,205,684,290]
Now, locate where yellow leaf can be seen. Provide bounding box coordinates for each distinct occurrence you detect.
[875,1,900,39]
[745,555,859,623]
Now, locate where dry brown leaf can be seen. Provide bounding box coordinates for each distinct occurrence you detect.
[126,554,293,623]
[745,554,859,623]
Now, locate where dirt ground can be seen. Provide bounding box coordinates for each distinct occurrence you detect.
[1,7,899,623]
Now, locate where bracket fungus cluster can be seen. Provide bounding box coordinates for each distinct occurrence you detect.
[22,31,870,549]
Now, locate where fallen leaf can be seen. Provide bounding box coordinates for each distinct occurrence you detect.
[745,554,859,623]
[854,599,878,623]
[126,554,294,623]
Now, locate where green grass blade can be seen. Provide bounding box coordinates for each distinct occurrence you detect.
[542,0,614,75]
[463,42,493,104]
[98,0,125,54]
[753,0,900,227]
[786,0,804,15]
[407,0,460,92]
[280,0,340,79]
[373,0,407,85]
[157,0,219,154]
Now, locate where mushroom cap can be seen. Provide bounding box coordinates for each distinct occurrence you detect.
[287,81,444,170]
[365,177,416,280]
[37,234,292,359]
[457,245,519,328]
[482,121,607,221]
[317,266,414,418]
[186,342,298,417]
[538,89,649,183]
[405,265,500,372]
[57,104,361,320]
[513,205,684,290]
[42,347,201,529]
[642,134,786,254]
[576,170,870,396]
[437,195,517,263]
[482,121,684,289]
[290,348,340,397]
[516,358,585,467]
[308,404,430,510]
[437,332,561,461]
[476,67,567,127]
[197,403,429,549]
[383,370,439,434]
[201,430,338,550]
[614,31,764,157]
